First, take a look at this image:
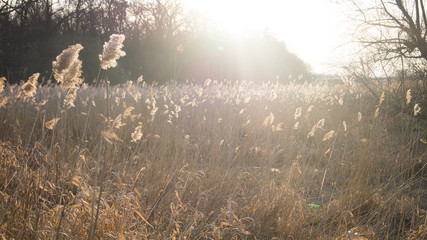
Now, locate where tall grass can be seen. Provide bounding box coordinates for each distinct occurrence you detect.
[0,43,426,239]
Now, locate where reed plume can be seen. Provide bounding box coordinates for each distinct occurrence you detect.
[123,106,135,119]
[294,107,302,119]
[64,87,78,108]
[307,119,325,138]
[406,89,412,104]
[414,104,421,116]
[99,34,126,70]
[0,77,6,93]
[112,114,125,129]
[21,73,39,98]
[0,96,8,108]
[322,130,335,141]
[379,92,385,105]
[45,118,61,130]
[102,129,122,144]
[136,75,144,83]
[131,125,143,142]
[52,44,84,90]
[262,112,275,126]
[316,119,325,129]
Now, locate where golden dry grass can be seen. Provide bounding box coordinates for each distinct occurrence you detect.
[0,77,427,239]
[0,73,426,238]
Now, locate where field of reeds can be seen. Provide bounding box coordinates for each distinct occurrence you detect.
[0,35,426,239]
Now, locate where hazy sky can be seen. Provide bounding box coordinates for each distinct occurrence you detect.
[182,0,355,74]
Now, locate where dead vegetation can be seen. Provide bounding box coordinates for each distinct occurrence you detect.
[0,38,426,239]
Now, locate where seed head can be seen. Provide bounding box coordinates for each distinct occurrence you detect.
[0,96,8,108]
[316,119,325,129]
[112,114,126,129]
[322,130,335,141]
[64,87,78,108]
[131,125,143,142]
[21,73,40,98]
[137,75,144,83]
[374,107,379,119]
[262,112,275,126]
[52,44,84,90]
[0,77,6,93]
[123,106,135,119]
[102,129,122,144]
[414,104,421,116]
[45,118,60,130]
[379,92,385,105]
[307,130,315,138]
[99,34,126,70]
[294,107,302,120]
[406,89,412,104]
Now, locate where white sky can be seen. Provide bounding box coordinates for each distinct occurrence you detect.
[182,0,356,74]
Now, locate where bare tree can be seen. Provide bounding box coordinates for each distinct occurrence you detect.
[353,0,427,61]
[342,1,427,109]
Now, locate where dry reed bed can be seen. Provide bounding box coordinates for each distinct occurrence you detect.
[0,36,426,238]
[0,77,425,239]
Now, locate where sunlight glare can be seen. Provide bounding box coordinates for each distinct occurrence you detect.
[183,0,276,35]
[182,0,351,73]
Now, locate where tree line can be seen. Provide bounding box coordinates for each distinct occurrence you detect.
[0,0,310,84]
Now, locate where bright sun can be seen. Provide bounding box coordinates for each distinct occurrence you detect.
[181,0,351,74]
[183,0,278,35]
